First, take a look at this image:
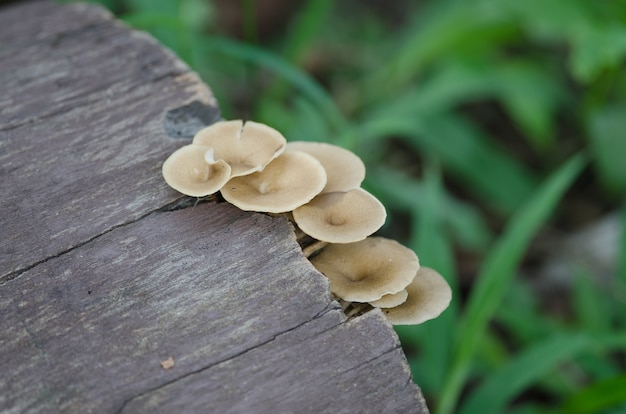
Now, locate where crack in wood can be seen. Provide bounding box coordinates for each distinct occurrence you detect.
[113,305,341,414]
[157,195,222,213]
[0,203,179,285]
[338,342,404,377]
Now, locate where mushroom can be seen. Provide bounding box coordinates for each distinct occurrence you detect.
[286,141,365,193]
[310,237,419,302]
[220,149,327,213]
[292,188,386,243]
[162,144,231,197]
[193,120,286,177]
[381,267,452,325]
[369,289,409,308]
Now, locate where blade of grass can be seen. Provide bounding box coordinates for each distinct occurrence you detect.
[365,166,492,251]
[494,280,560,343]
[587,104,626,194]
[411,163,459,296]
[572,266,611,334]
[616,201,626,325]
[242,0,258,45]
[364,59,564,154]
[437,153,587,414]
[407,164,458,393]
[196,36,348,135]
[282,0,334,63]
[459,332,626,414]
[257,0,335,112]
[554,373,626,414]
[359,114,539,214]
[367,1,516,96]
[257,97,333,143]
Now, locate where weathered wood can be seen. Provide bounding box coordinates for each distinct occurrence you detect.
[0,1,428,413]
[0,0,217,280]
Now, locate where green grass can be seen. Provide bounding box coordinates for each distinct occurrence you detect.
[66,0,626,412]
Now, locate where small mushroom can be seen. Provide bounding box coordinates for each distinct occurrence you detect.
[369,289,409,308]
[292,188,386,243]
[382,267,452,325]
[310,237,419,302]
[286,141,365,193]
[193,120,286,177]
[220,149,327,213]
[162,144,231,197]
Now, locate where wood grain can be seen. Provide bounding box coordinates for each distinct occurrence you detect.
[0,1,428,413]
[0,0,214,280]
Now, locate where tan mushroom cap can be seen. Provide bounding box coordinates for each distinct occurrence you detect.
[286,141,366,193]
[292,188,386,243]
[369,289,408,308]
[310,237,419,302]
[193,120,286,177]
[220,149,327,213]
[162,144,231,197]
[382,267,452,325]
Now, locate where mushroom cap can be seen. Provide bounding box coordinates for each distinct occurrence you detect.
[369,289,409,308]
[220,149,327,213]
[286,141,365,193]
[162,144,231,197]
[292,188,386,243]
[193,120,286,177]
[382,267,452,325]
[310,237,419,302]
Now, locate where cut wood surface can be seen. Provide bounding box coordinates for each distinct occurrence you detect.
[0,1,428,413]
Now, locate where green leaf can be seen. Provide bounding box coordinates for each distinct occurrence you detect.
[555,374,626,414]
[365,166,492,251]
[494,280,560,343]
[391,165,460,395]
[360,114,540,214]
[437,153,587,414]
[365,58,564,153]
[196,36,348,135]
[620,204,626,312]
[570,23,626,83]
[495,62,564,152]
[282,0,334,63]
[460,333,626,414]
[587,105,626,194]
[369,1,516,94]
[257,97,333,144]
[408,165,458,393]
[364,63,498,121]
[500,0,593,41]
[572,267,612,334]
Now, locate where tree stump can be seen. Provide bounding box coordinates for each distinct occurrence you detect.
[0,1,429,413]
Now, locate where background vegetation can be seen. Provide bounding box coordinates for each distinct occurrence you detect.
[62,0,626,412]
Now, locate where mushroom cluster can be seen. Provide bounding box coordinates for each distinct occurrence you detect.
[162,120,452,326]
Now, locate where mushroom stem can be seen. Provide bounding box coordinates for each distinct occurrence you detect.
[302,240,329,258]
[293,226,306,241]
[343,301,372,319]
[338,298,352,312]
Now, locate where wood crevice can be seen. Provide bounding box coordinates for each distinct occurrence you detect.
[1,205,176,285]
[114,304,341,414]
[339,342,404,377]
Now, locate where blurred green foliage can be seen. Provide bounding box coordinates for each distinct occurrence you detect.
[64,0,626,412]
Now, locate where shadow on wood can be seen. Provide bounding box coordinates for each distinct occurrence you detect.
[0,1,428,412]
